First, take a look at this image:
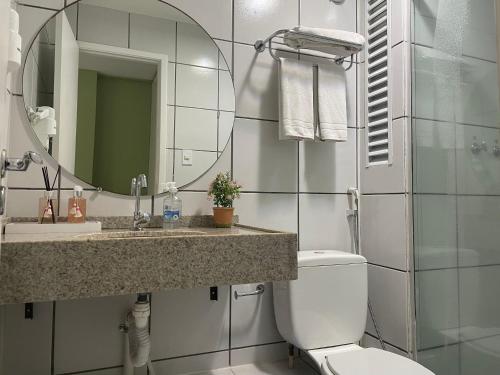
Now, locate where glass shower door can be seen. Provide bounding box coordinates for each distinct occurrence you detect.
[412,0,500,374]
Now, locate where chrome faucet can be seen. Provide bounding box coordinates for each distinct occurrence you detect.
[131,174,151,231]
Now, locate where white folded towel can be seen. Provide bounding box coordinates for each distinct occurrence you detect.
[284,26,365,57]
[316,63,347,142]
[279,57,315,141]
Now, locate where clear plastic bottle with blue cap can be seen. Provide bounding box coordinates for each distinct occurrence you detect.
[162,182,182,229]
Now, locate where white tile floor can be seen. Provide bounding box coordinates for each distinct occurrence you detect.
[191,359,318,375]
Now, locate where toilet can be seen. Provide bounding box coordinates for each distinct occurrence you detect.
[273,250,434,375]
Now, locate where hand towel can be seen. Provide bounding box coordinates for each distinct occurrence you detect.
[279,57,315,141]
[316,63,347,142]
[284,26,365,57]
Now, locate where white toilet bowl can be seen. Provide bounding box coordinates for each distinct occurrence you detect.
[273,250,434,375]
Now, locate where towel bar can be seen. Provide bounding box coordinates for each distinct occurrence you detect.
[234,284,265,299]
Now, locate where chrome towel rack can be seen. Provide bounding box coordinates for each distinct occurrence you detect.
[254,28,363,71]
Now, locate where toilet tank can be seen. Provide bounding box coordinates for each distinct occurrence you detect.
[274,250,368,350]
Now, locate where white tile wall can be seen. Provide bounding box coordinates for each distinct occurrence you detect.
[234,43,285,121]
[390,0,409,46]
[233,118,297,193]
[299,194,351,252]
[361,334,408,357]
[177,22,219,69]
[230,343,288,366]
[167,149,218,188]
[176,64,219,109]
[77,4,129,48]
[218,111,234,150]
[219,71,236,111]
[151,287,230,360]
[231,282,282,348]
[0,302,53,375]
[7,98,59,190]
[366,265,409,351]
[129,13,176,58]
[163,0,232,41]
[234,193,298,233]
[300,0,356,32]
[299,129,356,193]
[175,107,218,151]
[54,295,136,374]
[216,40,232,71]
[359,194,408,271]
[182,143,232,191]
[233,0,299,45]
[13,5,56,94]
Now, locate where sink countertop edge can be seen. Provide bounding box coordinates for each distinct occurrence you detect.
[0,226,298,305]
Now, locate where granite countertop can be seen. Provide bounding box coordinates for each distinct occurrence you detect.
[0,223,298,305]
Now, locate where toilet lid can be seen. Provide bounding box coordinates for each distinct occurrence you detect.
[326,348,434,375]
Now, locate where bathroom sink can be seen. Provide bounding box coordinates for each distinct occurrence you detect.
[0,223,298,304]
[83,229,206,240]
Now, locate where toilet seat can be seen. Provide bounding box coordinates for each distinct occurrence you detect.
[324,348,434,375]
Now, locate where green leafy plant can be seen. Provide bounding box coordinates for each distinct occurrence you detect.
[208,172,241,208]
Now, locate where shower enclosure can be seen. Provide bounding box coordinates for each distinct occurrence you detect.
[412,0,500,374]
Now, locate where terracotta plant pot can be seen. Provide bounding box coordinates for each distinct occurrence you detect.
[213,207,234,228]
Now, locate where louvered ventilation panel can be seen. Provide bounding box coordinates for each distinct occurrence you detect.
[366,0,392,166]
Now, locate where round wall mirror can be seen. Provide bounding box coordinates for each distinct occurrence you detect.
[22,0,234,196]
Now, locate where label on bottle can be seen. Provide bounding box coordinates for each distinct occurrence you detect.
[164,209,180,221]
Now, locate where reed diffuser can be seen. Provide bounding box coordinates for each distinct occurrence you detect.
[38,166,59,224]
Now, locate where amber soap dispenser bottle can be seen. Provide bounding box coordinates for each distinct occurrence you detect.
[67,186,86,223]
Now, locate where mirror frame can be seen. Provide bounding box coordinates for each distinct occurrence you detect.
[21,0,235,197]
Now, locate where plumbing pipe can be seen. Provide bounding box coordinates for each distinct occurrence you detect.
[124,294,155,375]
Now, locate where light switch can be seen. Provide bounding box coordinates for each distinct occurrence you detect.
[182,150,193,166]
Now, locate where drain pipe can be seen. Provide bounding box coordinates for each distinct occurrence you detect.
[122,294,156,375]
[346,187,386,351]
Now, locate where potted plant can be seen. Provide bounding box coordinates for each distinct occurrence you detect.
[208,172,241,228]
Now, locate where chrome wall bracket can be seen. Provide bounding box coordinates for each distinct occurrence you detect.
[1,149,43,178]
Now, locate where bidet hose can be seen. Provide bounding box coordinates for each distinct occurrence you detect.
[347,190,386,351]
